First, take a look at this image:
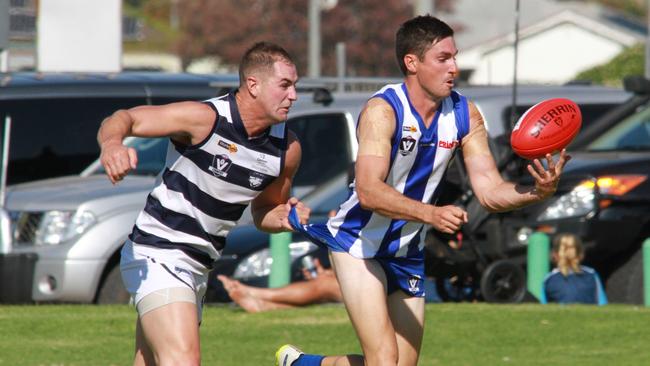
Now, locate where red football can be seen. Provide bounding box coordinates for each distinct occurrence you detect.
[510,98,582,160]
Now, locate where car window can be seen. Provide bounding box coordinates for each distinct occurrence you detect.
[287,113,352,187]
[0,97,147,185]
[587,104,650,151]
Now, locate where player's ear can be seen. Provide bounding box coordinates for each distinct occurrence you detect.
[246,75,260,97]
[404,54,418,74]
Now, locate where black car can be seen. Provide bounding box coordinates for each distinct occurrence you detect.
[427,77,650,304]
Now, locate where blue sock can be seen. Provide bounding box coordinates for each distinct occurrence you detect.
[293,354,325,366]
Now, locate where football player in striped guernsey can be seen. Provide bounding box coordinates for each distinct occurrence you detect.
[276,15,570,366]
[98,42,310,366]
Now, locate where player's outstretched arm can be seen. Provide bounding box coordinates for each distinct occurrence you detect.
[355,98,467,234]
[98,101,215,184]
[463,101,570,212]
[251,132,310,233]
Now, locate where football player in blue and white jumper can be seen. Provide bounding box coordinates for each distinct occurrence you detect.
[99,42,310,366]
[277,15,570,366]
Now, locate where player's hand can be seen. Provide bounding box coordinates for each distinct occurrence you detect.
[280,197,311,231]
[428,205,468,234]
[527,149,571,199]
[99,142,138,184]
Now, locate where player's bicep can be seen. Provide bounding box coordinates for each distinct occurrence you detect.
[460,101,491,158]
[356,98,395,183]
[356,98,395,159]
[129,101,215,143]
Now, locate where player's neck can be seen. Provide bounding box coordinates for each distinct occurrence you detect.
[404,81,442,126]
[235,90,269,138]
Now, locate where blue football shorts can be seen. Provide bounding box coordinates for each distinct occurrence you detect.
[289,207,425,297]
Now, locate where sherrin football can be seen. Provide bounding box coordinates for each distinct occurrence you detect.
[510,98,582,160]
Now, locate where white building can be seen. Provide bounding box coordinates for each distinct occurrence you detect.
[438,0,646,85]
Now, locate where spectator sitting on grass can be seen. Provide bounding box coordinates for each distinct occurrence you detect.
[540,233,607,305]
[217,257,342,313]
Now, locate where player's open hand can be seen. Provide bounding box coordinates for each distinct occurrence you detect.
[428,205,468,234]
[527,149,571,199]
[100,142,138,184]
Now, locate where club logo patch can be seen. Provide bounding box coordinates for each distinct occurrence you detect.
[209,154,232,177]
[399,136,417,156]
[407,275,421,294]
[249,172,264,188]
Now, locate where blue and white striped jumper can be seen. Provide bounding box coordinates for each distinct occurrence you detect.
[129,93,288,269]
[291,83,470,260]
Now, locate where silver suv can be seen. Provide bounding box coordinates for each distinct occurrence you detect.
[0,82,629,303]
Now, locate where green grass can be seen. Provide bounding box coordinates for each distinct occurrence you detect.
[1,303,649,365]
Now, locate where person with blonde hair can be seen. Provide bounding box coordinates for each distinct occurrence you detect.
[540,233,608,305]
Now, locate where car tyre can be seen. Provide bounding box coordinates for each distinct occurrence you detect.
[96,265,130,304]
[480,259,526,303]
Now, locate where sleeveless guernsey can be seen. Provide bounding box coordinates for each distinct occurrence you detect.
[129,93,288,268]
[290,83,470,260]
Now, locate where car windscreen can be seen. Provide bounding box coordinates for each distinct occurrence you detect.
[0,97,147,185]
[587,104,650,152]
[91,137,168,176]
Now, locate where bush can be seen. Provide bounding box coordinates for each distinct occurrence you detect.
[575,43,645,87]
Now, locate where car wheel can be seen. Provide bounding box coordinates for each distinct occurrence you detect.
[480,259,526,303]
[434,275,479,302]
[605,246,643,304]
[96,265,130,304]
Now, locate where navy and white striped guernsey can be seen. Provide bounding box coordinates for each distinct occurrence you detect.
[129,93,289,268]
[290,83,470,259]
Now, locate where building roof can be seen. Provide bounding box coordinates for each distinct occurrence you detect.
[437,0,646,51]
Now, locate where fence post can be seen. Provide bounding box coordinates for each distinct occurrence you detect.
[643,238,650,306]
[527,232,550,300]
[269,232,292,288]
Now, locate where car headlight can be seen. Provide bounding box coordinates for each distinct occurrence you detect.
[537,180,595,221]
[35,210,97,246]
[233,240,319,280]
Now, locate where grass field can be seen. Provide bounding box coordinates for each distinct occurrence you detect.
[1,303,649,365]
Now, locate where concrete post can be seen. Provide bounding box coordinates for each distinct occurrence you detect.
[527,232,550,300]
[643,238,650,306]
[269,232,292,288]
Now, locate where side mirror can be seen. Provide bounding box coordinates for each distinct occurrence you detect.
[623,75,650,95]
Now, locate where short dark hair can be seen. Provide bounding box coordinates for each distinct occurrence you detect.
[395,15,454,76]
[239,42,294,86]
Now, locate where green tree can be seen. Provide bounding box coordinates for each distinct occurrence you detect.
[574,43,644,86]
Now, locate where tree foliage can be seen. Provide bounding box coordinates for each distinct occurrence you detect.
[174,0,456,76]
[574,44,644,87]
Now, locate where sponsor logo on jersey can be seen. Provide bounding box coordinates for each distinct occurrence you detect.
[407,275,421,294]
[209,154,232,177]
[402,125,417,132]
[218,140,238,153]
[249,171,264,188]
[399,136,416,156]
[438,140,459,149]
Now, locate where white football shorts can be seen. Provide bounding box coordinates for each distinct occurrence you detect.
[120,240,209,322]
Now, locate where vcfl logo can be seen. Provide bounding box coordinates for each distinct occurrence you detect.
[209,154,232,177]
[399,136,416,156]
